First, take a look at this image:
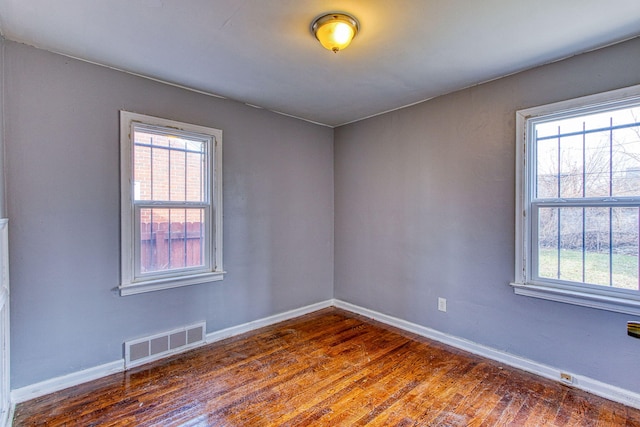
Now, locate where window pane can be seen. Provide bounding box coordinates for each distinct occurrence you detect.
[584,131,610,198]
[559,135,584,199]
[169,148,186,202]
[139,208,205,274]
[612,207,639,290]
[583,207,610,286]
[612,126,640,197]
[533,105,640,200]
[538,207,559,279]
[538,207,584,282]
[133,128,207,202]
[151,144,170,200]
[186,152,206,202]
[536,138,559,199]
[134,145,151,200]
[538,206,640,290]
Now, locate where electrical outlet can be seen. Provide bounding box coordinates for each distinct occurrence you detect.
[438,297,447,312]
[560,372,573,384]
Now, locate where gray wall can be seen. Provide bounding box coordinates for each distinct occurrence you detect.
[5,41,334,388]
[334,37,640,392]
[5,32,640,394]
[0,37,5,217]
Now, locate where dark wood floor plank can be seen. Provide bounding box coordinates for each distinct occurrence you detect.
[374,359,476,425]
[409,358,487,425]
[275,341,415,426]
[13,307,640,426]
[523,384,568,427]
[447,364,510,426]
[236,329,414,425]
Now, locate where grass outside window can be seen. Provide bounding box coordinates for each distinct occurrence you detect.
[538,248,639,291]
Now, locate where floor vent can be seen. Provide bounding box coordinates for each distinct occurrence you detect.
[124,322,206,369]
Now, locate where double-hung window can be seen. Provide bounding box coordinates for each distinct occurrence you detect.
[120,111,224,295]
[513,85,640,315]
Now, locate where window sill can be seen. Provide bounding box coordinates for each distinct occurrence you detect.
[120,271,225,296]
[510,282,640,316]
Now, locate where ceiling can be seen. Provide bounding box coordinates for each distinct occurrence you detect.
[0,1,639,127]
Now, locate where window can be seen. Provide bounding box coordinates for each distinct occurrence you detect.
[512,85,640,315]
[120,111,223,295]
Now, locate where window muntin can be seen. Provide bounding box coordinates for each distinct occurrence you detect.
[514,85,640,315]
[120,112,223,295]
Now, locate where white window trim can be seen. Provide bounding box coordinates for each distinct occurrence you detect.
[511,84,640,315]
[119,111,224,296]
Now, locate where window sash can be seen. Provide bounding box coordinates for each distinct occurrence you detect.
[529,201,640,289]
[132,204,212,281]
[132,124,210,205]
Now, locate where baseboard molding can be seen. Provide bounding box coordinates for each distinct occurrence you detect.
[0,404,12,427]
[206,300,334,343]
[333,299,640,409]
[11,360,125,405]
[9,298,640,412]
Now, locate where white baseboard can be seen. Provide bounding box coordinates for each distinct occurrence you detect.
[333,299,640,409]
[11,360,125,405]
[206,300,333,343]
[0,405,12,427]
[9,298,640,412]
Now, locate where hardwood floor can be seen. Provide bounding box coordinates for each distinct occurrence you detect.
[13,308,640,426]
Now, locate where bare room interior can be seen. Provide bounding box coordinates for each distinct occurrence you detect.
[0,1,639,425]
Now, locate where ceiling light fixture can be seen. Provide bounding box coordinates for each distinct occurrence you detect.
[311,13,359,53]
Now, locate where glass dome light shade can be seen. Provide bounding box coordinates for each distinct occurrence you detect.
[312,13,359,53]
